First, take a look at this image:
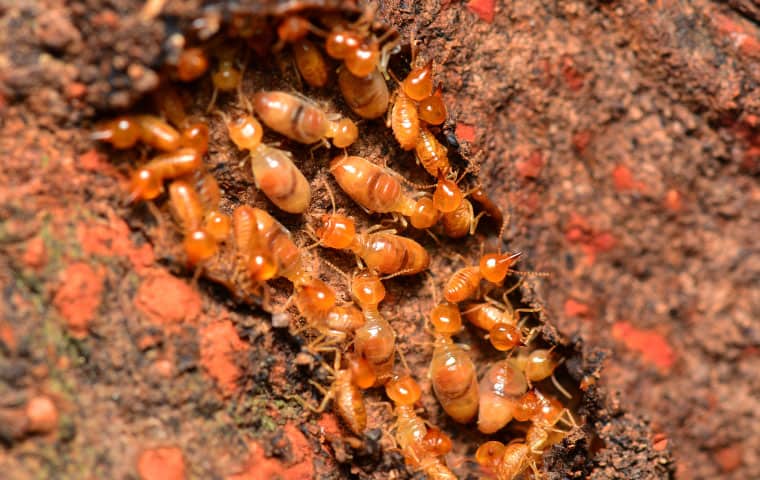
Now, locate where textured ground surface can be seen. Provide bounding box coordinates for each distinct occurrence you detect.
[1,0,758,479]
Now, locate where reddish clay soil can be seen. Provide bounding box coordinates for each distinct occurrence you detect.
[1,1,758,479]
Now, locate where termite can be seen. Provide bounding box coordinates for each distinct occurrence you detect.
[385,374,458,479]
[477,359,528,434]
[351,271,395,385]
[176,47,209,82]
[444,252,521,303]
[338,67,390,120]
[428,301,479,423]
[329,155,441,229]
[315,214,430,276]
[129,148,203,201]
[475,441,539,480]
[293,39,329,88]
[253,91,328,144]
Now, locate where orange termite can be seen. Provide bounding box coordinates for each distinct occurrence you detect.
[129,148,203,201]
[338,67,390,120]
[135,115,182,152]
[432,175,464,214]
[231,205,277,282]
[275,15,315,48]
[249,144,311,214]
[443,252,522,304]
[176,47,209,82]
[477,359,528,434]
[440,198,482,238]
[293,353,369,436]
[168,180,217,265]
[293,39,329,88]
[225,114,264,151]
[428,302,479,423]
[475,441,539,480]
[390,90,419,150]
[415,126,449,178]
[325,29,361,60]
[325,118,359,149]
[385,375,457,478]
[351,272,395,385]
[315,214,430,276]
[91,116,141,149]
[344,39,380,77]
[470,186,504,229]
[92,115,182,152]
[329,155,440,228]
[207,45,242,111]
[180,121,210,154]
[153,86,187,128]
[253,91,328,144]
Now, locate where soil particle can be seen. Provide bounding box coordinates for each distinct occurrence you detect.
[229,427,315,480]
[21,236,46,270]
[466,0,496,23]
[199,319,248,396]
[137,446,187,480]
[134,272,202,325]
[611,322,676,373]
[34,9,83,52]
[52,262,105,338]
[24,395,59,434]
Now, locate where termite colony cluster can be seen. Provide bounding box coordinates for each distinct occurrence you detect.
[93,3,579,478]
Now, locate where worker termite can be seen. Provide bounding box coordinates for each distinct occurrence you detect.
[292,39,329,88]
[223,113,311,213]
[275,15,317,48]
[390,89,419,151]
[325,118,359,149]
[351,271,396,385]
[92,115,182,152]
[432,174,464,214]
[315,213,430,276]
[338,67,390,120]
[225,114,264,151]
[253,91,329,144]
[129,148,203,201]
[385,374,457,479]
[248,207,306,283]
[180,121,210,154]
[176,47,209,82]
[470,186,505,229]
[428,301,479,423]
[329,155,441,229]
[249,144,312,214]
[477,359,528,434]
[231,205,278,283]
[194,172,229,242]
[168,180,217,265]
[440,199,482,238]
[475,440,539,480]
[135,115,182,152]
[291,352,370,435]
[443,252,521,303]
[208,45,243,111]
[415,126,449,178]
[514,348,563,385]
[91,116,141,149]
